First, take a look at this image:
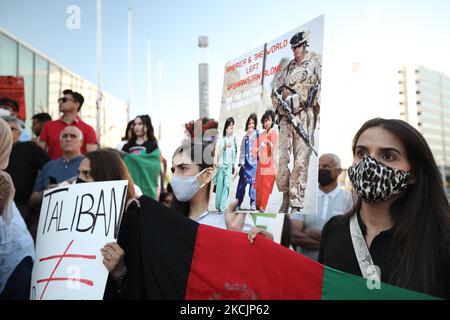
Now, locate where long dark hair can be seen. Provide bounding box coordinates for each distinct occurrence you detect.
[346,118,450,297]
[122,120,134,141]
[245,113,258,131]
[261,109,275,129]
[84,148,136,202]
[222,117,234,137]
[170,140,215,217]
[129,114,156,144]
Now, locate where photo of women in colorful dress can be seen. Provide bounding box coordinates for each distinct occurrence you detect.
[213,117,237,212]
[253,110,278,212]
[235,113,259,211]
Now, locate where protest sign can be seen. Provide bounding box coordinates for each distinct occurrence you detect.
[30,180,128,300]
[211,15,324,214]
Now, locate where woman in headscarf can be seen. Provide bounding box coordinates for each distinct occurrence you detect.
[0,118,35,300]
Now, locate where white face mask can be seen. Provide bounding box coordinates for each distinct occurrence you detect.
[170,168,209,202]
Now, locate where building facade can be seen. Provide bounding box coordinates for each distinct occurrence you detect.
[0,28,127,148]
[398,65,450,194]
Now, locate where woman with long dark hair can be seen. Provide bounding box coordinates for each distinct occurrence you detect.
[121,115,160,200]
[77,148,136,202]
[122,115,157,155]
[116,120,134,151]
[318,118,450,298]
[212,117,237,212]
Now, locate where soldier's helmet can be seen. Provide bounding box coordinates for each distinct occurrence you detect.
[290,30,310,49]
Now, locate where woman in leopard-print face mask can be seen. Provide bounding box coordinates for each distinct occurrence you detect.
[318,118,450,299]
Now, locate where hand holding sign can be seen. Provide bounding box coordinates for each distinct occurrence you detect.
[224,199,246,232]
[30,180,128,300]
[101,242,126,282]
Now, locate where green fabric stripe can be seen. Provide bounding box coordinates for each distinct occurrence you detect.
[252,213,277,223]
[321,267,440,300]
[124,149,161,200]
[252,213,277,231]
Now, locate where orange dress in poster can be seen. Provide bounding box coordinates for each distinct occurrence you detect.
[252,128,278,211]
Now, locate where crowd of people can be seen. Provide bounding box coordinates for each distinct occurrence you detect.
[0,85,449,300]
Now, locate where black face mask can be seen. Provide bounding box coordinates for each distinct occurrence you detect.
[76,177,87,184]
[318,168,333,186]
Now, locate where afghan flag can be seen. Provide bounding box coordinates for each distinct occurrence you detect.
[123,148,161,200]
[119,196,439,300]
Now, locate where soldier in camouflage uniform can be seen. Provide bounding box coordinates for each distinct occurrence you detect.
[272,30,321,213]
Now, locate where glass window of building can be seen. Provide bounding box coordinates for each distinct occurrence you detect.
[18,45,34,123]
[72,77,81,92]
[48,63,61,119]
[0,33,18,76]
[34,55,49,114]
[61,71,72,90]
[79,81,92,119]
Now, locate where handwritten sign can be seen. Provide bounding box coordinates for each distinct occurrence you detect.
[30,180,128,300]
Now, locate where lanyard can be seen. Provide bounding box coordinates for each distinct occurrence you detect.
[349,213,381,282]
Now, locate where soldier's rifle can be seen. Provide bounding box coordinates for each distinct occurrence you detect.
[272,89,318,157]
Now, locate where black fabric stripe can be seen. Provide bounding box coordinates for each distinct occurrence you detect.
[105,195,198,300]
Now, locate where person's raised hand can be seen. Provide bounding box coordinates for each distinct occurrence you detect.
[224,199,246,232]
[247,227,274,244]
[101,242,126,282]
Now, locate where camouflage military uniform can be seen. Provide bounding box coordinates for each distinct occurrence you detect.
[273,51,321,212]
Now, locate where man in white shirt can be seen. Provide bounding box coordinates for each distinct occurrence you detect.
[290,153,353,261]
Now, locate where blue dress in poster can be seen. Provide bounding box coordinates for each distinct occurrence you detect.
[235,129,258,210]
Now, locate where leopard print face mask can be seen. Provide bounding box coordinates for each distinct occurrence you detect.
[348,155,410,203]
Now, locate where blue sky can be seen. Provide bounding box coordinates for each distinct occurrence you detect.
[1,0,450,159]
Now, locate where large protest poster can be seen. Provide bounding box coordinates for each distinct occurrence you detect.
[30,180,128,300]
[211,15,324,215]
[0,76,26,120]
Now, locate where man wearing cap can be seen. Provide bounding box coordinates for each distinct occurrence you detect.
[38,89,97,159]
[272,30,322,213]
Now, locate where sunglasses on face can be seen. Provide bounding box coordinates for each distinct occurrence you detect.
[58,97,75,103]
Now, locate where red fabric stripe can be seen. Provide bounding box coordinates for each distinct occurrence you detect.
[186,224,324,300]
